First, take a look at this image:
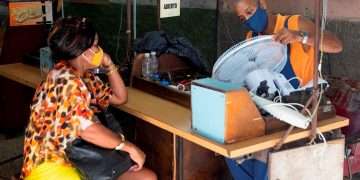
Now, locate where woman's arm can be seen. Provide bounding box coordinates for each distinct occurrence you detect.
[80,121,123,149]
[80,121,146,171]
[102,53,128,106]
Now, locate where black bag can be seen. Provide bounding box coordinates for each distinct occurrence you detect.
[65,110,133,180]
[134,31,210,75]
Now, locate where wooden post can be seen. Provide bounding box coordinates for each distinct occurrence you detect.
[275,0,324,149]
[311,0,322,139]
[157,0,161,30]
[126,0,132,64]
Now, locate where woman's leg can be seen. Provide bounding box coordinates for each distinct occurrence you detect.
[118,167,157,180]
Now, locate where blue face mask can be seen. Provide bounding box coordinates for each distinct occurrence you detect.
[244,7,268,33]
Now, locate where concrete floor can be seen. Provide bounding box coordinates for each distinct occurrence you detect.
[0,134,23,180]
[1,133,360,180]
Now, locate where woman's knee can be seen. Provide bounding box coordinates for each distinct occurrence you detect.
[141,168,157,180]
[118,168,157,180]
[136,168,157,180]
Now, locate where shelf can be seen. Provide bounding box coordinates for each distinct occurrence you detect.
[0,63,349,158]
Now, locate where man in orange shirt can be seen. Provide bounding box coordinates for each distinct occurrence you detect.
[229,0,343,88]
[225,1,343,179]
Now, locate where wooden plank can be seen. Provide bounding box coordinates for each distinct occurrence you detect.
[132,76,191,108]
[115,89,231,156]
[226,117,348,157]
[66,0,110,5]
[0,63,350,158]
[117,88,349,158]
[0,63,41,88]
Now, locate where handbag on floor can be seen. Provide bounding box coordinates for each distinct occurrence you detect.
[268,138,345,180]
[65,110,134,180]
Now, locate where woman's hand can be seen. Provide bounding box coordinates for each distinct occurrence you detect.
[273,28,302,44]
[102,53,114,67]
[80,124,145,171]
[122,141,146,172]
[97,48,127,105]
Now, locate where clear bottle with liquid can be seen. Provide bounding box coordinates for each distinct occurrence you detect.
[142,53,152,79]
[150,51,159,79]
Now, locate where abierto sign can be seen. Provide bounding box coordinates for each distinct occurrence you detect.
[160,0,180,18]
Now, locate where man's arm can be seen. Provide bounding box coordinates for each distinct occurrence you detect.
[274,16,343,53]
[298,16,343,53]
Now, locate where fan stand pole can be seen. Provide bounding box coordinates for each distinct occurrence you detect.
[274,0,322,150]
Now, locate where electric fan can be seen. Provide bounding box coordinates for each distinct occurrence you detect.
[213,35,287,87]
[212,35,311,129]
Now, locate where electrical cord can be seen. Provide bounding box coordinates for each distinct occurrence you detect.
[115,3,125,63]
[288,76,303,88]
[347,144,353,180]
[273,95,282,103]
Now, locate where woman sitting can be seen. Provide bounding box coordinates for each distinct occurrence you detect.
[21,16,157,180]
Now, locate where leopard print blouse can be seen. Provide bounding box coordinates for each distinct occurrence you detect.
[21,61,112,178]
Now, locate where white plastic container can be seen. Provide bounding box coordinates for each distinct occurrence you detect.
[150,51,159,76]
[142,53,152,79]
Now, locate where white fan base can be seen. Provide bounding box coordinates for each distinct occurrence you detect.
[250,93,311,129]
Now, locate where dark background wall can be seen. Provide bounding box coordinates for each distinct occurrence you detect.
[323,21,360,80]
[64,1,217,71]
[1,0,358,78]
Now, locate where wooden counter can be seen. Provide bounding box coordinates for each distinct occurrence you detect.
[0,63,350,158]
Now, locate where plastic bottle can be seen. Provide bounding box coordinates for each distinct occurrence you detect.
[142,53,152,79]
[150,51,159,78]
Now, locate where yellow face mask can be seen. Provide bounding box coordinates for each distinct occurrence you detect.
[86,47,103,67]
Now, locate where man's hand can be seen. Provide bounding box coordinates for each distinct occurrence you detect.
[274,28,302,45]
[122,141,146,172]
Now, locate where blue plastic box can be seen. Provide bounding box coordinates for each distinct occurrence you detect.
[191,78,264,144]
